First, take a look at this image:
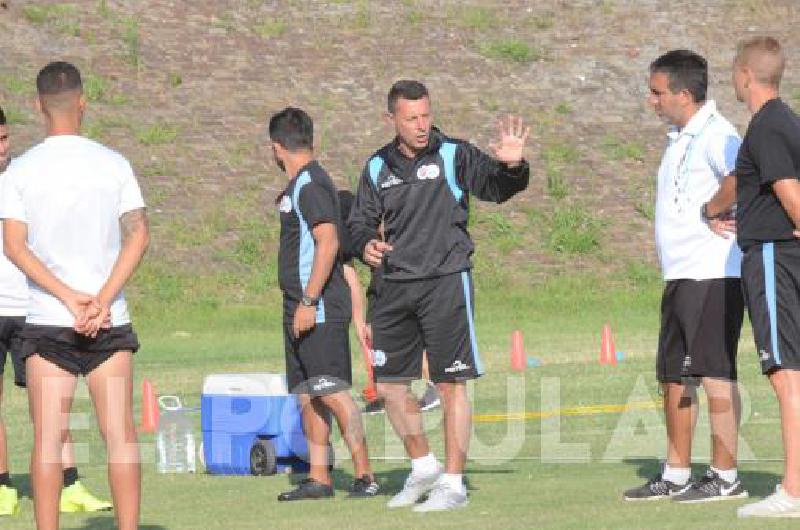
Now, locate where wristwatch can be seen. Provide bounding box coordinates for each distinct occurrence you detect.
[300,295,319,307]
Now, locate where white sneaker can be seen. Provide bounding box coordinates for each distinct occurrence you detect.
[737,485,800,518]
[413,480,468,512]
[387,466,442,508]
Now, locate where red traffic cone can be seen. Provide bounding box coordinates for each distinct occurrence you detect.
[359,337,379,403]
[600,323,617,365]
[138,378,160,433]
[511,330,526,371]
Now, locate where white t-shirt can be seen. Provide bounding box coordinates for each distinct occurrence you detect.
[0,199,28,316]
[654,100,742,280]
[0,135,145,326]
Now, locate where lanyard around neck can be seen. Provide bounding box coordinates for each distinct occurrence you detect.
[672,113,716,211]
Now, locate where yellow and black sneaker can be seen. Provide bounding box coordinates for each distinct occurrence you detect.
[60,481,113,513]
[0,485,19,516]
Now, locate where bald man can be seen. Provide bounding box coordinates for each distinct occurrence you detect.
[706,36,800,518]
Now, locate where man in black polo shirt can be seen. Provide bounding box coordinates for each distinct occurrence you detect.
[348,80,530,511]
[269,107,377,501]
[705,36,800,518]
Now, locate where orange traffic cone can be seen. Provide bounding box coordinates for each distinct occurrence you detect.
[600,323,617,365]
[511,330,526,371]
[138,378,160,433]
[359,337,379,403]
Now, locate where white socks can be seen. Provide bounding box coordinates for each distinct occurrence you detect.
[439,473,465,493]
[663,464,738,484]
[411,453,439,476]
[410,453,465,493]
[663,464,691,485]
[711,466,737,483]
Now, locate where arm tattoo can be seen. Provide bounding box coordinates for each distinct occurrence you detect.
[120,208,148,242]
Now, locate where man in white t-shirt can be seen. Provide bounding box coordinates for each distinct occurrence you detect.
[623,50,747,503]
[0,62,149,530]
[0,106,113,518]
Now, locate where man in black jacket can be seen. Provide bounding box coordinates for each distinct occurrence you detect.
[348,80,530,511]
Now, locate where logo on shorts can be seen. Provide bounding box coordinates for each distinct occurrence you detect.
[279,195,292,213]
[759,349,771,362]
[312,377,337,392]
[416,164,440,181]
[444,360,471,373]
[682,355,692,369]
[371,349,387,367]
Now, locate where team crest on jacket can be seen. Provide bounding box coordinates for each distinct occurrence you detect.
[279,195,292,213]
[416,164,440,180]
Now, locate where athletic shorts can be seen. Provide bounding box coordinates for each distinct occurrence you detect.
[371,271,484,384]
[656,278,744,383]
[742,241,800,374]
[284,322,352,396]
[0,316,26,387]
[21,324,140,377]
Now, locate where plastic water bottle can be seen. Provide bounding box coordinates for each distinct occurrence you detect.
[156,395,196,473]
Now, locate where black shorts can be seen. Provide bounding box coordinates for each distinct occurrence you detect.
[284,322,352,396]
[21,324,140,377]
[656,278,744,383]
[0,316,26,387]
[742,241,800,374]
[371,271,483,384]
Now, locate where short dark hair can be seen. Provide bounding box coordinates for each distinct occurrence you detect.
[0,106,5,126]
[387,80,429,113]
[36,61,83,96]
[650,50,708,103]
[268,107,313,151]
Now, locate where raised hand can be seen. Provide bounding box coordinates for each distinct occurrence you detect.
[488,115,531,167]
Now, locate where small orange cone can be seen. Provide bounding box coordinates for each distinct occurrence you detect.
[600,323,617,366]
[359,337,379,403]
[511,330,526,371]
[138,378,160,433]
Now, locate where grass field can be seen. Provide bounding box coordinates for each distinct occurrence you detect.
[0,270,796,529]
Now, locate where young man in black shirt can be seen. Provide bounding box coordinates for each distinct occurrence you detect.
[348,80,530,511]
[269,107,377,501]
[705,36,800,518]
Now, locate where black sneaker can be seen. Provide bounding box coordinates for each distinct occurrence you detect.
[348,475,380,498]
[673,470,748,503]
[418,383,441,412]
[623,474,691,501]
[362,399,385,415]
[277,478,334,501]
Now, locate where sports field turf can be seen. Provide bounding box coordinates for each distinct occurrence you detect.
[1,273,796,529]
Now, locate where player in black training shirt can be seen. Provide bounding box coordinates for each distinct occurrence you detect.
[268,108,377,501]
[348,80,530,511]
[705,36,800,518]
